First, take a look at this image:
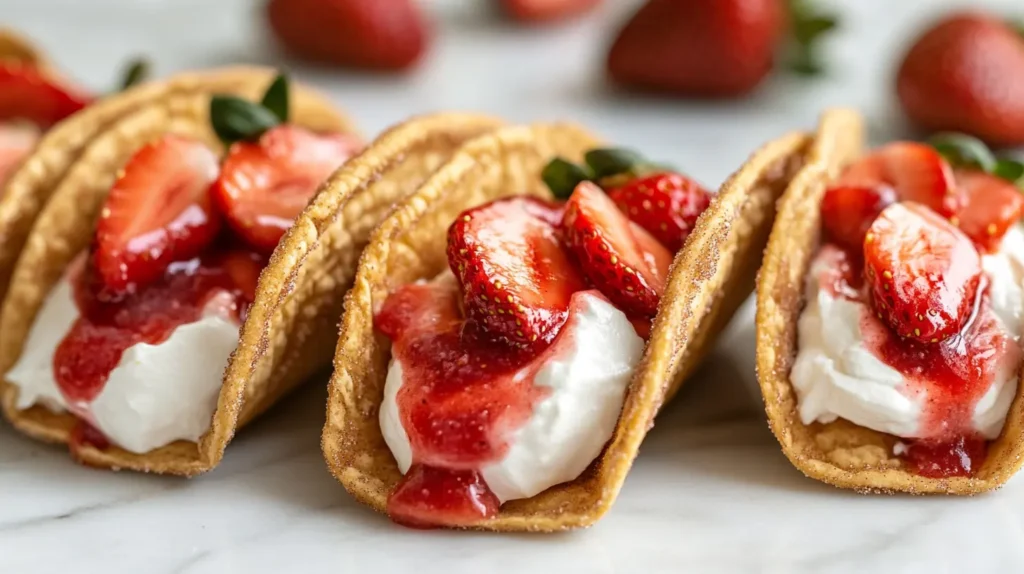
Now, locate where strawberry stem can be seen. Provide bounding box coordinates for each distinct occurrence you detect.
[542,158,592,200]
[786,0,838,76]
[117,58,150,92]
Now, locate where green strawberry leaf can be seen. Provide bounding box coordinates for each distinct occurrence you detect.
[929,132,998,172]
[260,74,290,124]
[542,158,592,200]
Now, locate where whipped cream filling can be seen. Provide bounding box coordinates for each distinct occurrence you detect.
[791,226,1024,440]
[7,279,240,454]
[381,291,644,503]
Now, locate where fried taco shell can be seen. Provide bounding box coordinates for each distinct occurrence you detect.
[324,123,810,530]
[0,67,334,313]
[0,27,45,66]
[0,67,501,474]
[754,108,1024,494]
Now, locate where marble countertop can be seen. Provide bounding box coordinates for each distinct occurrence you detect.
[3,0,1024,572]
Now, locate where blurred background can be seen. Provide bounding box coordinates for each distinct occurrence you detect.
[5,0,1021,188]
[3,0,1024,572]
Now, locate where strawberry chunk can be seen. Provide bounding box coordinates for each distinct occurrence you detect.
[562,181,673,317]
[864,202,982,343]
[447,197,586,348]
[820,183,896,251]
[606,172,712,252]
[94,135,221,294]
[211,125,361,254]
[953,169,1024,253]
[0,123,39,188]
[841,142,959,217]
[214,249,266,303]
[0,62,90,128]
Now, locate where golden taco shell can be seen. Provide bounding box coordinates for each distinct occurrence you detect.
[0,27,45,66]
[754,108,1024,494]
[0,77,497,475]
[0,66,337,314]
[324,123,810,531]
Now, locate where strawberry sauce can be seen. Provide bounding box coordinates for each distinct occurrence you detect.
[53,250,259,444]
[818,244,1014,477]
[377,279,602,528]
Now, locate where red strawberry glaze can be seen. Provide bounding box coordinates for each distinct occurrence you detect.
[808,240,1016,478]
[377,278,612,528]
[53,248,262,444]
[858,279,1009,477]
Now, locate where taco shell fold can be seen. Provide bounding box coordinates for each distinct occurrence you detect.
[0,27,45,66]
[0,65,502,475]
[755,108,1024,494]
[324,123,810,531]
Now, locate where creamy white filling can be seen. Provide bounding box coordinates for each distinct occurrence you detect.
[6,279,240,454]
[380,292,644,503]
[792,227,1024,440]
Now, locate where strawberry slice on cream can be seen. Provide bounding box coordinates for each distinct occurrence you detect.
[791,136,1024,478]
[374,150,712,528]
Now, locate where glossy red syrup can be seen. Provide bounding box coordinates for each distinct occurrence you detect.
[52,249,260,436]
[377,279,599,528]
[68,421,111,451]
[812,243,1012,478]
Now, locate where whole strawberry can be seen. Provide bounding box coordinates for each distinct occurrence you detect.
[266,0,429,71]
[896,12,1024,147]
[605,0,836,97]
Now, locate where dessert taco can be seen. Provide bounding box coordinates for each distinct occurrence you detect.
[756,109,1024,493]
[0,63,502,476]
[324,123,810,530]
[0,41,198,304]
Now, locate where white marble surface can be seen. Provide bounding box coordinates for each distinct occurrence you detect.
[3,0,1024,572]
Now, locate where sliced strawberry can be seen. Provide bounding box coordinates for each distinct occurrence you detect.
[820,183,896,251]
[447,196,586,348]
[0,123,39,188]
[864,202,982,343]
[94,135,221,294]
[953,169,1024,253]
[606,171,712,252]
[840,142,959,217]
[0,62,90,128]
[211,125,361,254]
[215,249,266,303]
[562,181,673,318]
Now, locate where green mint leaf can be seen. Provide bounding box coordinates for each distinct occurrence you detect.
[118,58,150,92]
[929,132,997,172]
[542,158,591,200]
[260,74,290,124]
[584,148,645,179]
[993,158,1024,189]
[209,95,281,146]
